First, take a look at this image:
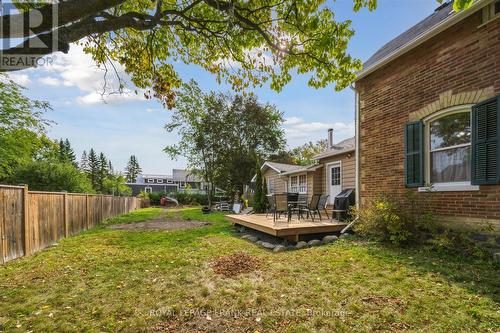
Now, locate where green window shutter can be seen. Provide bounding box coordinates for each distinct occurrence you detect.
[404,121,424,187]
[471,96,500,185]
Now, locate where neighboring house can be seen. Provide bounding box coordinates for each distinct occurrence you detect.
[126,169,205,196]
[257,129,356,205]
[259,161,303,195]
[354,0,500,232]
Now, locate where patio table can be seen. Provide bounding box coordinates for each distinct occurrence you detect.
[288,200,308,220]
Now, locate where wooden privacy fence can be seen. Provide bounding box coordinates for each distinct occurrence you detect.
[0,184,142,264]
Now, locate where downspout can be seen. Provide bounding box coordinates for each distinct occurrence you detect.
[350,83,361,209]
[341,83,361,234]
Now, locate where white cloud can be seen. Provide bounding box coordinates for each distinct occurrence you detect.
[8,73,31,86]
[283,116,354,142]
[76,90,145,105]
[146,108,161,113]
[40,44,145,105]
[283,116,303,126]
[38,76,61,86]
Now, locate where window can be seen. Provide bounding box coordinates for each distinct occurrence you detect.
[157,179,164,184]
[299,175,307,193]
[331,167,341,186]
[428,111,471,183]
[481,1,500,25]
[145,187,152,193]
[290,176,298,192]
[167,179,173,184]
[290,174,307,193]
[267,178,274,194]
[147,179,154,183]
[407,97,500,191]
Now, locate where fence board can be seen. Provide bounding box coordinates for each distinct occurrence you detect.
[29,193,65,253]
[0,185,141,263]
[68,194,87,236]
[0,187,24,263]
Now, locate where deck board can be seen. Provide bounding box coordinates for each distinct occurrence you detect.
[226,214,347,239]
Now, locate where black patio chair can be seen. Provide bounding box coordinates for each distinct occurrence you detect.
[290,193,310,219]
[317,194,330,220]
[272,193,292,223]
[295,194,321,221]
[265,194,274,218]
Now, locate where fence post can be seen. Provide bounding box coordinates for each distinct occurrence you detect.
[101,194,104,222]
[86,194,90,229]
[0,188,5,264]
[22,185,29,256]
[63,191,69,237]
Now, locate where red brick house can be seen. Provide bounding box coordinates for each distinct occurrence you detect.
[354,0,500,233]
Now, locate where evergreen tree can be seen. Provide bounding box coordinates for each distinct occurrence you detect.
[98,152,109,192]
[253,162,264,213]
[108,160,113,174]
[57,138,77,167]
[88,148,99,190]
[125,155,141,183]
[262,177,268,211]
[80,150,88,172]
[64,139,77,166]
[58,139,65,161]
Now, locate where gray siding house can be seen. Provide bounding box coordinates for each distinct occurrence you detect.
[126,169,205,196]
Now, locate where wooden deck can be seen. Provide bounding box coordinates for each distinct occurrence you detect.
[226,214,347,241]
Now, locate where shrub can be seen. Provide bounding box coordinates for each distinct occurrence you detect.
[173,191,208,205]
[424,229,492,260]
[148,192,163,205]
[253,163,264,213]
[8,160,94,193]
[353,192,433,245]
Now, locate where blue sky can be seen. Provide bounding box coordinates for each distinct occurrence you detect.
[9,0,438,174]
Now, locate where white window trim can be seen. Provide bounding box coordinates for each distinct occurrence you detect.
[157,179,163,184]
[289,173,307,194]
[479,1,500,27]
[147,179,154,183]
[325,161,342,204]
[145,186,152,193]
[418,182,479,192]
[419,105,479,192]
[298,174,307,194]
[267,178,275,194]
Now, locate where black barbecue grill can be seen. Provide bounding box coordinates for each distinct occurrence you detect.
[332,188,355,221]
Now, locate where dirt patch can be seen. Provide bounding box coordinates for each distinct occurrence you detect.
[361,296,407,314]
[211,252,261,278]
[108,217,211,231]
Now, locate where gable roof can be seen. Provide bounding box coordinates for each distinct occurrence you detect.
[251,161,306,182]
[172,169,201,182]
[356,0,487,81]
[314,137,355,160]
[262,161,304,173]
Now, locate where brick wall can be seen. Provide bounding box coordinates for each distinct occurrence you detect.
[356,11,500,229]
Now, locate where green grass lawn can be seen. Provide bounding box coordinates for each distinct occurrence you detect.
[1,208,498,332]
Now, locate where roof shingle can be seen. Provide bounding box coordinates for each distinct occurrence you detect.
[363,1,455,70]
[314,137,355,160]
